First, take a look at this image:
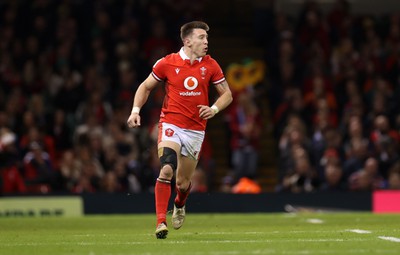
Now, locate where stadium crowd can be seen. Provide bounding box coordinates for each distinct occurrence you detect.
[263,0,400,192]
[0,0,399,194]
[0,0,206,194]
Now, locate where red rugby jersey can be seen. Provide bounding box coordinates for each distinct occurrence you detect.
[152,48,225,131]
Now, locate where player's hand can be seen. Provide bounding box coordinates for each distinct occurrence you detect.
[197,105,215,119]
[127,113,141,128]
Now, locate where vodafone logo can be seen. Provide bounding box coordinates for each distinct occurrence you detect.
[183,76,198,90]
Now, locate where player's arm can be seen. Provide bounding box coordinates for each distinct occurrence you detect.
[212,80,233,112]
[127,74,159,128]
[198,80,233,119]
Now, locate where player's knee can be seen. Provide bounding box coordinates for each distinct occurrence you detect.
[159,165,174,179]
[176,179,190,192]
[159,147,177,171]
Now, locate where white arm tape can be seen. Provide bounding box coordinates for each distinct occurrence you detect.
[131,106,140,114]
[211,105,219,114]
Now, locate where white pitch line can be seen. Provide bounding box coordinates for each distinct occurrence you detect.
[132,250,399,255]
[346,229,372,234]
[74,230,364,237]
[183,230,339,235]
[378,236,400,243]
[0,238,371,247]
[345,229,400,243]
[306,218,324,224]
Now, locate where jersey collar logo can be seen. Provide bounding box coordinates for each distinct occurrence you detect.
[175,68,180,74]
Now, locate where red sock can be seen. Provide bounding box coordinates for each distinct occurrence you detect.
[155,178,171,225]
[174,183,192,208]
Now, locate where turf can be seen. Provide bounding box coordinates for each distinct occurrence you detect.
[0,213,399,255]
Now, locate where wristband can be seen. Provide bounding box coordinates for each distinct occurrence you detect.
[131,106,140,114]
[211,105,219,114]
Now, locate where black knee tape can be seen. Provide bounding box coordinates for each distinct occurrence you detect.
[160,147,177,171]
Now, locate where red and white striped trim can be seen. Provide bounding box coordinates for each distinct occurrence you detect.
[212,77,225,85]
[152,72,163,81]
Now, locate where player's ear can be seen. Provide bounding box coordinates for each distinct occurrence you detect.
[183,37,191,46]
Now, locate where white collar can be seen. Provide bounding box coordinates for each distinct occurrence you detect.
[179,47,202,62]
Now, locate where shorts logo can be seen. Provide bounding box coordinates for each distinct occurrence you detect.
[183,76,198,90]
[165,128,174,137]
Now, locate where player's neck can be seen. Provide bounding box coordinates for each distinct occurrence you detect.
[183,47,200,64]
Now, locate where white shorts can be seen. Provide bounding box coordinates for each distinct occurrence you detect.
[158,122,205,160]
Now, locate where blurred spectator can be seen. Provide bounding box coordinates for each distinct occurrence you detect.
[369,115,400,178]
[342,137,369,179]
[59,150,80,192]
[369,115,399,147]
[100,171,121,193]
[348,168,373,191]
[331,38,359,85]
[320,163,346,191]
[72,146,104,193]
[342,115,367,148]
[19,125,56,162]
[191,167,208,193]
[23,141,55,193]
[228,90,262,180]
[53,71,85,116]
[273,88,309,138]
[278,125,310,182]
[336,79,360,117]
[75,90,113,126]
[279,156,318,193]
[365,78,396,125]
[1,164,27,194]
[219,173,235,193]
[363,157,385,189]
[47,109,73,158]
[317,147,341,181]
[347,157,385,191]
[387,161,400,189]
[320,148,341,169]
[303,76,337,116]
[0,128,26,194]
[297,3,330,61]
[327,0,352,45]
[197,134,215,189]
[143,18,175,63]
[74,115,104,147]
[266,34,302,112]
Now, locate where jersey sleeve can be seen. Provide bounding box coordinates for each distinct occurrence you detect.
[151,57,167,81]
[210,59,225,85]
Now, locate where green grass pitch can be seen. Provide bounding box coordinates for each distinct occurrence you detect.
[0,213,399,255]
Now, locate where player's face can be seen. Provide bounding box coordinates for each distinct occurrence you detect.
[189,28,208,57]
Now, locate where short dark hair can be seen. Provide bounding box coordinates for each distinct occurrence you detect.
[180,21,209,41]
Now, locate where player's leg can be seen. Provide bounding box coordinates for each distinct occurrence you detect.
[171,128,204,229]
[155,140,180,239]
[175,156,197,206]
[172,156,197,229]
